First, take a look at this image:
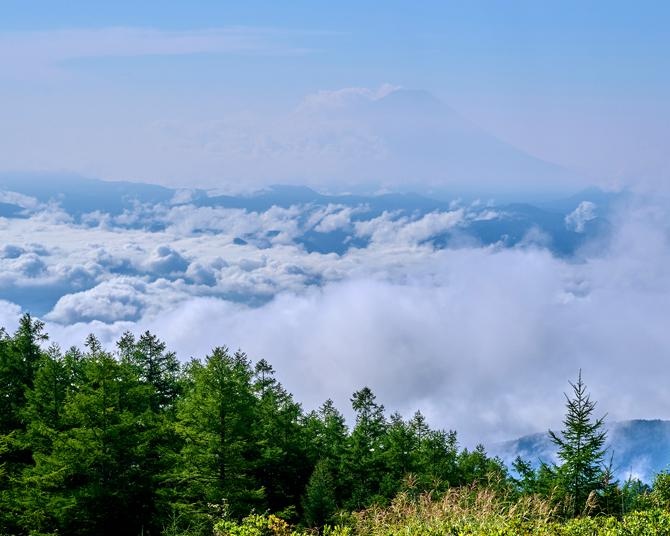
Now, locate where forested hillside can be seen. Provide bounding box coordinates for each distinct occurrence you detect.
[2,314,670,536]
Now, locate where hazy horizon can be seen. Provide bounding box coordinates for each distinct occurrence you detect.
[2,1,670,194]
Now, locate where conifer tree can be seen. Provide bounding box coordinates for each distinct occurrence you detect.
[117,331,181,411]
[115,331,183,528]
[303,399,348,507]
[411,415,459,490]
[0,314,47,433]
[456,444,507,489]
[173,348,262,526]
[549,370,607,517]
[381,412,419,497]
[304,399,348,466]
[251,358,308,518]
[302,459,337,528]
[0,314,47,534]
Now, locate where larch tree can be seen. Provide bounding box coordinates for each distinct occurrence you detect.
[174,348,262,525]
[345,387,388,509]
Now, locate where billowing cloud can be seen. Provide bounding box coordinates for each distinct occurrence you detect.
[185,262,218,287]
[46,278,149,324]
[45,275,198,324]
[12,253,48,278]
[355,210,465,245]
[565,201,597,233]
[144,245,190,277]
[308,204,362,233]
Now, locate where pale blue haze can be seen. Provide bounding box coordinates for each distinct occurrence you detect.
[1,1,669,191]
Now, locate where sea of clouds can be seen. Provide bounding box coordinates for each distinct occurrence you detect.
[1,189,669,448]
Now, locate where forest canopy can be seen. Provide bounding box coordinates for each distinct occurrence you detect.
[1,314,669,536]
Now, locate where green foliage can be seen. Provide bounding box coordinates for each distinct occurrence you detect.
[0,315,46,430]
[331,491,670,536]
[302,459,337,527]
[22,337,163,534]
[0,314,48,534]
[650,471,670,509]
[303,399,348,505]
[216,492,670,535]
[201,504,670,536]
[214,514,295,536]
[619,476,651,513]
[343,387,388,509]
[171,348,263,530]
[456,444,509,490]
[251,359,310,518]
[512,455,539,495]
[410,421,460,491]
[118,330,182,412]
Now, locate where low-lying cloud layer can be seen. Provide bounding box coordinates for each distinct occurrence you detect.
[0,183,668,448]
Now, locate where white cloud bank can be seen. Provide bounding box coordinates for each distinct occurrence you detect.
[0,194,663,448]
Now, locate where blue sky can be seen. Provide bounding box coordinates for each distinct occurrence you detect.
[1,1,669,191]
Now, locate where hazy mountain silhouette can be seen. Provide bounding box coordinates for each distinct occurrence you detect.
[292,87,578,195]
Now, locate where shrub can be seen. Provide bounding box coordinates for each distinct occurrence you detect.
[211,490,670,536]
[214,514,298,536]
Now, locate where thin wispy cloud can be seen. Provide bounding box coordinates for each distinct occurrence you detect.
[0,26,311,79]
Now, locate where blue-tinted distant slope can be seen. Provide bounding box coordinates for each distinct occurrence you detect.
[491,419,670,483]
[0,175,619,257]
[0,173,174,216]
[200,184,453,214]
